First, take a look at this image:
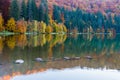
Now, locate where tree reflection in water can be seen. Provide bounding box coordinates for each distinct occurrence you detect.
[0,34,120,80]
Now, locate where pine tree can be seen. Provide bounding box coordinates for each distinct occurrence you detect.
[38,4,44,21]
[9,0,20,20]
[31,0,38,20]
[26,0,33,21]
[20,0,27,20]
[38,0,49,25]
[53,5,62,23]
[44,11,49,25]
[43,0,49,25]
[97,11,103,28]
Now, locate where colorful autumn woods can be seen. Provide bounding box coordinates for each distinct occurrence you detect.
[3,17,67,33]
[0,0,120,34]
[0,0,67,34]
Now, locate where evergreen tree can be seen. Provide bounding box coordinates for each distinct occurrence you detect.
[43,0,49,25]
[38,4,44,21]
[26,0,33,21]
[44,12,49,25]
[96,11,103,28]
[38,0,49,25]
[9,0,19,20]
[31,0,38,20]
[53,5,62,23]
[20,0,27,20]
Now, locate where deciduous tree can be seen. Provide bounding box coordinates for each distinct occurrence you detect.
[0,15,4,31]
[0,0,10,22]
[45,25,53,33]
[6,18,16,32]
[16,20,27,33]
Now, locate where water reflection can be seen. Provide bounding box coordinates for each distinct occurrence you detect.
[0,34,120,80]
[11,67,120,80]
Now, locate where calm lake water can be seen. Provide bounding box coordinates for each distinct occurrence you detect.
[0,34,120,80]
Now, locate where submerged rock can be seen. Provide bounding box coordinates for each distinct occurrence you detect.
[53,58,62,61]
[35,58,44,62]
[15,59,24,64]
[85,56,93,59]
[64,57,80,60]
[74,57,80,60]
[64,57,70,60]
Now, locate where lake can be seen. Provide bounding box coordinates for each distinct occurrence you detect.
[0,34,120,80]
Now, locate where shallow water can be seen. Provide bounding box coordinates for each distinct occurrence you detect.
[0,34,120,80]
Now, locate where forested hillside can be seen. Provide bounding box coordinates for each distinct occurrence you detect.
[18,0,120,15]
[0,0,120,33]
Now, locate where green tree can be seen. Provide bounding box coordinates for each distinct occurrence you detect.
[38,4,44,21]
[43,0,49,25]
[96,11,103,28]
[31,0,39,20]
[44,12,49,25]
[53,5,62,23]
[38,0,49,25]
[9,0,19,20]
[20,0,27,20]
[26,0,33,21]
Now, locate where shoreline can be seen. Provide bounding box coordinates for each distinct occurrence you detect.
[0,32,116,35]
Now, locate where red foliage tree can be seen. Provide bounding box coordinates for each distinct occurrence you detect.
[0,0,10,23]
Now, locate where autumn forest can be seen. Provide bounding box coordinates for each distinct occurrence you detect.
[0,0,120,34]
[1,0,120,80]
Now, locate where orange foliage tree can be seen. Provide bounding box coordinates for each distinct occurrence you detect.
[16,35,27,48]
[0,38,4,54]
[16,20,27,33]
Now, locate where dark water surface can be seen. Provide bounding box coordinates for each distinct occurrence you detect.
[0,34,120,80]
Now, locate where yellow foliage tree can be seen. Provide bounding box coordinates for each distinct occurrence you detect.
[63,24,67,32]
[0,15,4,32]
[38,21,46,33]
[45,25,53,33]
[51,21,59,32]
[40,34,46,46]
[49,14,67,33]
[45,34,53,42]
[58,24,64,33]
[6,36,16,49]
[6,18,16,32]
